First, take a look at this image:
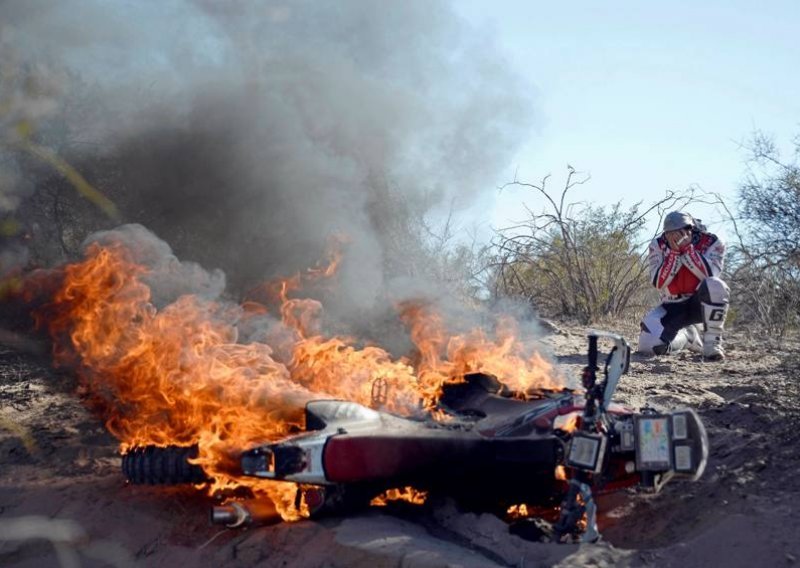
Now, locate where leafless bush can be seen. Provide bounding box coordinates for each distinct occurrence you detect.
[738,131,800,266]
[373,185,494,306]
[724,130,800,335]
[729,263,800,337]
[1,36,118,271]
[489,167,706,324]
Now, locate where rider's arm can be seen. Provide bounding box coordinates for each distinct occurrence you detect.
[681,233,725,279]
[702,234,725,276]
[680,245,710,280]
[648,238,680,291]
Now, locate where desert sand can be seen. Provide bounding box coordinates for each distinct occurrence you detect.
[1,322,798,567]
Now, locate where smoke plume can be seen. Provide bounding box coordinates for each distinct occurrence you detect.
[3,0,535,335]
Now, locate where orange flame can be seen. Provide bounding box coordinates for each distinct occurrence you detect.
[400,302,562,408]
[555,412,581,434]
[506,503,560,521]
[370,486,429,507]
[33,235,562,521]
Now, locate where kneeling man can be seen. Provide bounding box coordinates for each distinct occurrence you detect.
[638,211,729,361]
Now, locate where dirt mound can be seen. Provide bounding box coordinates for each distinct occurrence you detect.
[1,326,799,567]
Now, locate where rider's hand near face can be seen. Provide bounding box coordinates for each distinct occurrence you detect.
[665,227,692,252]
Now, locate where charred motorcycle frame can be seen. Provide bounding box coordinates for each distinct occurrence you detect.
[123,332,708,541]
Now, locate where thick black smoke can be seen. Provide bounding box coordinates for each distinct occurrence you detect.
[3,0,534,334]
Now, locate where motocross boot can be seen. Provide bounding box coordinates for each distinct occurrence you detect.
[684,324,704,354]
[702,302,728,361]
[651,328,690,355]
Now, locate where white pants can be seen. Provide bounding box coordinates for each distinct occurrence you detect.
[637,277,729,355]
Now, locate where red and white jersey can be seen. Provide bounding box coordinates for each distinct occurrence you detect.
[647,231,725,301]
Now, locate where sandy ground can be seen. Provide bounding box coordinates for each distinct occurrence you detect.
[1,323,799,567]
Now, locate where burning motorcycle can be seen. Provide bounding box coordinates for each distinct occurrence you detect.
[123,331,708,542]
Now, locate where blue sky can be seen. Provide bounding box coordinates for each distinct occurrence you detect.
[453,0,800,238]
